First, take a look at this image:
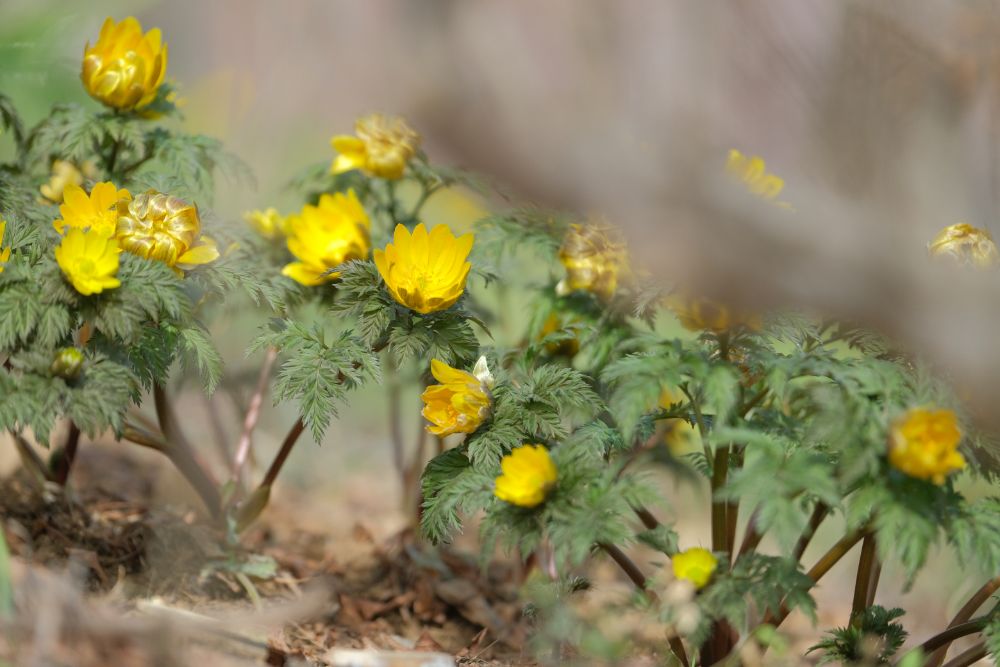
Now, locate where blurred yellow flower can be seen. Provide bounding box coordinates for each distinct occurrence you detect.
[116,191,218,270]
[282,191,371,286]
[672,547,718,589]
[374,223,473,314]
[244,208,289,240]
[494,445,558,508]
[39,160,98,204]
[55,227,121,295]
[928,223,999,269]
[726,149,791,207]
[659,388,699,456]
[421,356,494,436]
[53,182,131,235]
[556,224,624,300]
[669,296,761,334]
[889,407,965,485]
[0,218,10,273]
[538,312,581,357]
[82,17,168,112]
[331,113,420,180]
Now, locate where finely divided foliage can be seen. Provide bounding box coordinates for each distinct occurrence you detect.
[1,15,999,667]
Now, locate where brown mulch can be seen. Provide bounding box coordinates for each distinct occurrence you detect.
[0,446,534,666]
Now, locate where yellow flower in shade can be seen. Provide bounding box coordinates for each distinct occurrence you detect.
[494,445,558,508]
[244,208,290,240]
[538,312,581,357]
[659,388,700,456]
[39,160,98,204]
[0,218,11,273]
[54,227,121,295]
[672,547,718,589]
[282,191,371,286]
[889,407,965,485]
[556,224,625,300]
[331,113,420,180]
[53,182,131,235]
[668,296,761,334]
[928,223,999,269]
[374,223,473,314]
[115,191,218,270]
[82,16,168,112]
[421,356,494,436]
[726,149,791,207]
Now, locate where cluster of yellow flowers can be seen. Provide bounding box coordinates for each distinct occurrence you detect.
[52,181,216,295]
[889,407,965,485]
[418,357,558,508]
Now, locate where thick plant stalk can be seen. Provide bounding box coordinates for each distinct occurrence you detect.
[764,528,866,627]
[231,347,278,488]
[792,503,829,561]
[597,543,688,667]
[850,532,877,624]
[926,576,1000,667]
[122,425,221,518]
[50,422,81,486]
[260,417,306,489]
[940,642,987,667]
[902,617,989,663]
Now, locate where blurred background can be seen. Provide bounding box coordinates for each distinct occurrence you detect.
[3,0,1000,657]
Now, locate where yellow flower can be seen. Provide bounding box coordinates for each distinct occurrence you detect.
[282,190,371,286]
[53,182,131,235]
[374,223,473,314]
[494,445,558,508]
[556,224,625,300]
[244,208,290,240]
[115,191,218,270]
[928,223,999,269]
[421,356,494,436]
[82,16,168,112]
[331,113,421,180]
[672,547,718,589]
[669,296,761,334]
[39,160,98,204]
[889,407,965,484]
[0,218,11,274]
[726,149,791,207]
[55,227,121,295]
[50,347,85,380]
